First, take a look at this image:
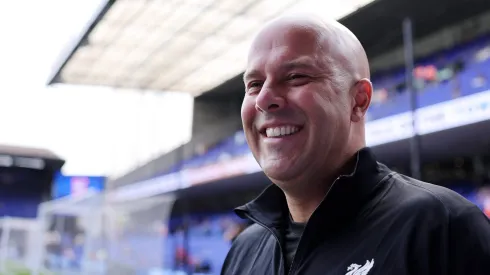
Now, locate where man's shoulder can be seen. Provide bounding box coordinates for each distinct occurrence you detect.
[383,174,490,273]
[222,223,273,274]
[387,173,479,218]
[227,223,276,257]
[233,223,270,245]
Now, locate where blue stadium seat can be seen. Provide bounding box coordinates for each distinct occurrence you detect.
[0,196,40,218]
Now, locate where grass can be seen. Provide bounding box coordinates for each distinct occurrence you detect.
[0,261,56,275]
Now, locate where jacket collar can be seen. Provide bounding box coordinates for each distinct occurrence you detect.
[235,147,390,231]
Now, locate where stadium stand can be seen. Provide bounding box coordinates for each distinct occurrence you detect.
[0,145,64,218]
[0,145,64,274]
[369,35,490,120]
[45,0,490,274]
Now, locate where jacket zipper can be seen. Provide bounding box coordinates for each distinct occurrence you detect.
[288,153,361,275]
[287,176,341,275]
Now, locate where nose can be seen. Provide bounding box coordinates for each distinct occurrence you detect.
[255,85,286,113]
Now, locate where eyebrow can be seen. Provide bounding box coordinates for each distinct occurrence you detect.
[243,69,261,83]
[243,57,319,83]
[282,57,319,72]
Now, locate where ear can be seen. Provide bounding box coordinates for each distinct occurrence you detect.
[351,78,372,123]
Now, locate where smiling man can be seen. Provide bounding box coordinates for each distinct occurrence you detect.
[221,14,490,275]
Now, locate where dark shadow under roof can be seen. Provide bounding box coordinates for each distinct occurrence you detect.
[342,0,490,58]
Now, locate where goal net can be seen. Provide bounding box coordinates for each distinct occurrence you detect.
[33,190,176,275]
[0,217,40,274]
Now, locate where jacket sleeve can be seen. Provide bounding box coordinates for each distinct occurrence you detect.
[448,207,490,275]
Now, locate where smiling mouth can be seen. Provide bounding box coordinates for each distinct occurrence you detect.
[262,126,302,138]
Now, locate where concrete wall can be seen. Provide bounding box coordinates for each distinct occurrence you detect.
[192,95,243,145]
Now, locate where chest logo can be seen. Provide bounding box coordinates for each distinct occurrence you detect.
[345,259,374,275]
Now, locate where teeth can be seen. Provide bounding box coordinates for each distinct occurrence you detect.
[265,126,300,137]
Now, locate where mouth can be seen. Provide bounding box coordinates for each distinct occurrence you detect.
[260,125,303,138]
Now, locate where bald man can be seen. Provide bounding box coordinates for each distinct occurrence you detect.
[221,14,490,275]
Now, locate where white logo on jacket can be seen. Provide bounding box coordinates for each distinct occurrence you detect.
[345,259,374,275]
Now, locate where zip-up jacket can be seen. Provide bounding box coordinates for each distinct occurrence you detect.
[221,148,490,275]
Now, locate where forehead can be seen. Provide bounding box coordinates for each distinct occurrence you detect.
[246,22,326,73]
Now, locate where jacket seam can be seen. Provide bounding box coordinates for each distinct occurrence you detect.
[391,172,452,216]
[357,171,396,219]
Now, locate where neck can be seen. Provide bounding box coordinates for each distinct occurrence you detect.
[285,149,360,223]
[285,186,328,223]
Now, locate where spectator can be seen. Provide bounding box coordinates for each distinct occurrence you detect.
[452,77,461,98]
[472,73,487,88]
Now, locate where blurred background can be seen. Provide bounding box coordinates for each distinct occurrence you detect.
[0,0,490,274]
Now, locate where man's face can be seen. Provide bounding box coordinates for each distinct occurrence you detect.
[241,22,354,185]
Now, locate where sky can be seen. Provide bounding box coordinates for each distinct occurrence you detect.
[0,0,194,178]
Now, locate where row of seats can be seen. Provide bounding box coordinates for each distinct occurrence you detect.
[163,131,249,174]
[368,36,490,120]
[368,58,490,120]
[0,195,41,218]
[43,213,243,274]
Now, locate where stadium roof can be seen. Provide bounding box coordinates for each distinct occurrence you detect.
[0,144,65,171]
[0,144,62,160]
[48,0,375,96]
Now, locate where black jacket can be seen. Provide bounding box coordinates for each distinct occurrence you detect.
[221,148,490,275]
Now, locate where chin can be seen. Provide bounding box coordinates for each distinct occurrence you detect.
[262,163,301,184]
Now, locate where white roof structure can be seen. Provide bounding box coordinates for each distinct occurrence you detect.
[49,0,375,96]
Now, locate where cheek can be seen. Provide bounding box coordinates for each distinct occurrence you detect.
[241,97,261,154]
[241,97,257,132]
[297,91,333,120]
[300,91,346,133]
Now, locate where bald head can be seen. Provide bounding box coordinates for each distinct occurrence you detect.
[247,14,370,87]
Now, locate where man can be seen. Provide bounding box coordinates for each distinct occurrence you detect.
[221,14,490,275]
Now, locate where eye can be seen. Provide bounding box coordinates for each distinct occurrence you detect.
[287,74,310,85]
[249,81,263,87]
[246,81,263,94]
[289,74,306,79]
